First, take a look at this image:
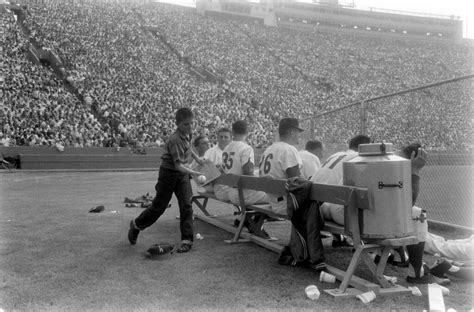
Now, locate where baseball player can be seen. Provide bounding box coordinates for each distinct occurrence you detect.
[203,127,232,171]
[310,134,370,225]
[212,120,269,238]
[298,140,323,180]
[262,118,326,270]
[258,117,303,214]
[214,120,267,205]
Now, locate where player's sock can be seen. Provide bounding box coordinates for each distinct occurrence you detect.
[407,242,425,277]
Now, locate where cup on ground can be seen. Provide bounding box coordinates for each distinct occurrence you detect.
[319,271,336,283]
[305,285,320,300]
[356,290,376,304]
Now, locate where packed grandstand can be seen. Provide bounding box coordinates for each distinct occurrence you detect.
[1,1,473,151]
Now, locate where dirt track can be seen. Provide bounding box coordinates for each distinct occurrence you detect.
[0,171,472,311]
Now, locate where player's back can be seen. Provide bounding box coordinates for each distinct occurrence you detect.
[310,150,358,185]
[298,150,321,180]
[259,141,301,179]
[222,141,254,175]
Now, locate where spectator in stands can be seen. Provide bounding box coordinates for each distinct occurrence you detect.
[4,1,472,152]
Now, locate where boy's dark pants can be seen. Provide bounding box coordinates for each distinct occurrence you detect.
[134,167,194,243]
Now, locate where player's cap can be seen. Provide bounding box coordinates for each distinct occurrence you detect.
[279,118,304,133]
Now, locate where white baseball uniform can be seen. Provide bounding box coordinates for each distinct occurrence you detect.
[309,149,358,224]
[298,150,321,180]
[214,141,267,205]
[259,141,302,214]
[204,145,224,167]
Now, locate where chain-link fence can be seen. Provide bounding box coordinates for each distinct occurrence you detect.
[302,76,473,227]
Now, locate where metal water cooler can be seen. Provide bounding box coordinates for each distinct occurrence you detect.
[343,143,413,239]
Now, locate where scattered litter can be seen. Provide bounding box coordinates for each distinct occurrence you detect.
[123,193,153,208]
[125,203,140,208]
[110,210,117,214]
[383,275,398,285]
[305,285,320,300]
[89,205,105,213]
[408,286,422,296]
[196,233,204,240]
[319,271,336,283]
[428,283,445,312]
[356,291,376,304]
[429,283,450,296]
[447,308,457,312]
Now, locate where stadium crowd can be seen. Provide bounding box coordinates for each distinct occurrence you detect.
[2,10,107,147]
[2,0,473,151]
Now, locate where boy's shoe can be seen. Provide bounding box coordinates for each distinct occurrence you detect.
[176,243,192,253]
[128,220,140,245]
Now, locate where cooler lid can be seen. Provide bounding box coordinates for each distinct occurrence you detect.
[358,142,394,156]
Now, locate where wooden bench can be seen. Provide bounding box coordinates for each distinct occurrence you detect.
[192,173,417,298]
[191,174,241,218]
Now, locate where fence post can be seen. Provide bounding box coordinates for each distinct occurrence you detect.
[359,101,367,135]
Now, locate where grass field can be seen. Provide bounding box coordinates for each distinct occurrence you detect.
[0,170,472,311]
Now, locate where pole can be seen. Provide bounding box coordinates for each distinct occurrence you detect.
[302,73,474,122]
[359,101,367,135]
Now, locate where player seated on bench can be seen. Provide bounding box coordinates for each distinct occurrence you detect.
[311,135,449,284]
[212,120,269,237]
[298,139,323,180]
[259,117,327,271]
[203,127,232,173]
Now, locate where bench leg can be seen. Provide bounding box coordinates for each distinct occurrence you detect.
[192,196,215,217]
[230,211,249,243]
[376,247,391,277]
[338,246,363,293]
[361,250,391,288]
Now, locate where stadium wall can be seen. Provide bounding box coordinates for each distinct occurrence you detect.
[1,147,162,170]
[2,146,469,170]
[275,3,462,40]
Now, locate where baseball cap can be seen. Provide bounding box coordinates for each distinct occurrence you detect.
[279,118,304,133]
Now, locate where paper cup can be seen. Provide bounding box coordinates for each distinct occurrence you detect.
[356,291,376,304]
[430,283,450,296]
[305,285,320,300]
[408,286,422,297]
[383,275,398,285]
[319,271,336,283]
